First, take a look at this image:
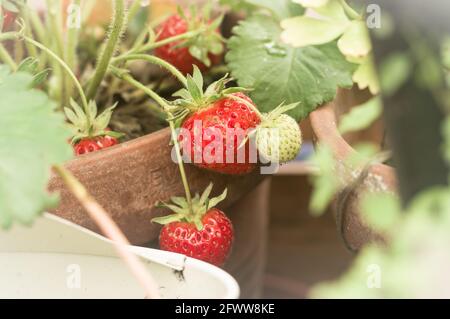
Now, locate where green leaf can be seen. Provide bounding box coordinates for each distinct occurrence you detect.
[227,15,355,121]
[308,145,338,215]
[379,52,412,97]
[245,0,305,20]
[352,55,380,95]
[17,57,39,74]
[281,16,348,48]
[338,97,382,135]
[30,69,50,88]
[293,0,329,8]
[361,192,401,232]
[337,20,372,59]
[0,66,73,229]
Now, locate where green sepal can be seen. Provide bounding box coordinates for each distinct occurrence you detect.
[173,4,225,67]
[173,66,248,113]
[65,99,122,143]
[152,183,228,227]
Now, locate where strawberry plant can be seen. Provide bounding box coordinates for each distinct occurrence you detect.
[226,0,356,120]
[153,183,233,266]
[6,0,448,300]
[154,7,224,74]
[0,66,72,228]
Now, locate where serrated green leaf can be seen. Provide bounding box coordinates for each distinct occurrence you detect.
[31,69,50,88]
[245,0,305,20]
[312,0,349,21]
[338,97,382,135]
[227,15,355,121]
[337,20,372,59]
[352,55,380,95]
[17,57,39,74]
[0,66,72,229]
[281,16,348,48]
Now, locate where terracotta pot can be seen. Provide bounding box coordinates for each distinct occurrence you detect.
[310,88,398,252]
[48,128,268,298]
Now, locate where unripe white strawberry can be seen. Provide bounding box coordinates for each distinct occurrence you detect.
[256,104,302,163]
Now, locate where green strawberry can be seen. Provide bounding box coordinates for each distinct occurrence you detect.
[256,103,302,164]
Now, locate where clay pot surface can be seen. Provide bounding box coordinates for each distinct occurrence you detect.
[49,128,264,245]
[310,89,397,251]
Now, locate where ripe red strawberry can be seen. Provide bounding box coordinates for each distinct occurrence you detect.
[153,184,233,266]
[173,67,262,175]
[154,11,224,74]
[159,209,233,266]
[64,99,123,156]
[181,92,260,174]
[74,135,118,156]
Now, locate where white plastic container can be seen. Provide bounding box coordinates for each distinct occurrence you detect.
[0,214,239,299]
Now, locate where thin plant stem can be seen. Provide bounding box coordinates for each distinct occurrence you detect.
[127,0,144,23]
[168,120,194,215]
[86,0,127,101]
[28,7,48,45]
[53,165,161,299]
[113,54,187,86]
[131,29,203,54]
[21,8,39,59]
[113,70,194,214]
[0,44,17,70]
[46,0,67,106]
[0,32,18,42]
[66,0,82,104]
[14,39,24,63]
[22,36,89,115]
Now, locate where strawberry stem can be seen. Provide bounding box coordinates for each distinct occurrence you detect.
[53,164,161,299]
[113,69,195,216]
[112,54,187,86]
[86,0,127,101]
[66,0,82,107]
[22,36,89,116]
[168,119,195,216]
[46,0,67,106]
[130,29,205,54]
[0,44,17,70]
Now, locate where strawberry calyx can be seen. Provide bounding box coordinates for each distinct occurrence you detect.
[174,5,225,67]
[64,99,123,145]
[152,183,227,231]
[258,102,299,128]
[171,65,248,119]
